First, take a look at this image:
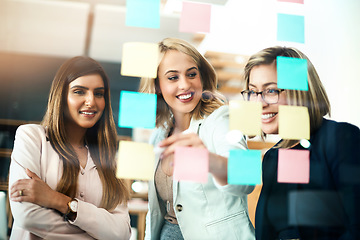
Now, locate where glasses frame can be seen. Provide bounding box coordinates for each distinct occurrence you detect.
[241,89,285,104]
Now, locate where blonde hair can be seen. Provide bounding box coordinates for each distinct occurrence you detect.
[139,38,226,129]
[243,46,331,148]
[42,56,129,210]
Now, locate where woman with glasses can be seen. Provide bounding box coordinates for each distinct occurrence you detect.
[242,46,360,240]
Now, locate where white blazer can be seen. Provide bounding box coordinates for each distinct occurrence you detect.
[8,124,131,240]
[145,106,255,240]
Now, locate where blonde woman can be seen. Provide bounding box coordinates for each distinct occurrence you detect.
[9,56,131,239]
[140,38,255,240]
[242,46,360,239]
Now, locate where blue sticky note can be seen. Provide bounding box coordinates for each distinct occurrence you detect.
[277,56,308,91]
[228,149,262,185]
[126,0,160,29]
[277,13,305,43]
[119,91,156,129]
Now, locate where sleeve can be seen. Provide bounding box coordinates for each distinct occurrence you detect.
[9,125,92,239]
[330,123,360,239]
[203,106,255,196]
[9,125,131,240]
[71,200,131,240]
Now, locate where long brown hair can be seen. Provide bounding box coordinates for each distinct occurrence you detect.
[243,46,331,148]
[139,38,226,129]
[42,56,129,209]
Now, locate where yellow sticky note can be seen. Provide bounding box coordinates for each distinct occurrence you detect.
[121,42,159,78]
[279,105,310,140]
[116,141,154,180]
[229,100,262,136]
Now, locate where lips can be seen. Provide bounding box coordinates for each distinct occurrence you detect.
[176,92,194,102]
[79,110,97,116]
[261,113,277,120]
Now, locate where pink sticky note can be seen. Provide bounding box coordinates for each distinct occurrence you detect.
[277,0,304,3]
[179,2,211,33]
[173,146,209,183]
[278,149,310,184]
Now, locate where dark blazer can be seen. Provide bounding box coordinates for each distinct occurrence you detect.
[255,119,360,240]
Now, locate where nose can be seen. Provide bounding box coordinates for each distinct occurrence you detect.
[85,92,95,107]
[256,93,268,106]
[178,76,191,90]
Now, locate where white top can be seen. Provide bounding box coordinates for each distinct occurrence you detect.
[8,124,131,240]
[145,105,256,240]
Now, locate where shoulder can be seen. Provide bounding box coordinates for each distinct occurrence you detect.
[149,127,168,146]
[316,119,360,139]
[16,124,45,136]
[203,105,229,123]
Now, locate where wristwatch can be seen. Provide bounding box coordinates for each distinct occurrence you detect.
[64,199,78,222]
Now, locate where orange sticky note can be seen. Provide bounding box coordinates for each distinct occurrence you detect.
[179,1,211,33]
[116,141,154,180]
[278,149,310,184]
[279,105,310,140]
[173,146,209,183]
[229,100,262,136]
[121,42,159,78]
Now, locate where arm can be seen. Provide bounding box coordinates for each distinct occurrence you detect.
[71,201,131,240]
[9,125,131,239]
[9,125,88,239]
[331,123,360,239]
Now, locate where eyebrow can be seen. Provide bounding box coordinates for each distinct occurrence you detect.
[70,85,105,90]
[249,82,277,88]
[164,66,198,75]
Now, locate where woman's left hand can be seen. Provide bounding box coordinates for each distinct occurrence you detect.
[159,132,206,158]
[10,168,59,209]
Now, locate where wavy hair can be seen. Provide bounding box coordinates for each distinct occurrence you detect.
[42,56,129,209]
[139,38,226,129]
[243,46,331,148]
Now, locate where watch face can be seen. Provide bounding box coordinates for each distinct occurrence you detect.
[70,200,78,212]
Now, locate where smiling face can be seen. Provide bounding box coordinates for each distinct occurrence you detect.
[64,74,106,130]
[249,62,287,134]
[158,50,203,121]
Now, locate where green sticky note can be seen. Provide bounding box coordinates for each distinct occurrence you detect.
[228,149,262,185]
[126,0,160,29]
[277,56,308,91]
[277,13,305,43]
[118,91,156,129]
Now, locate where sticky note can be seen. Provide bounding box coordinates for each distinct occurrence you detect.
[126,0,160,29]
[121,42,159,78]
[229,100,262,136]
[278,149,309,183]
[118,91,156,129]
[277,56,308,91]
[228,149,262,185]
[277,0,304,3]
[173,146,209,183]
[279,105,310,140]
[179,2,211,33]
[116,141,154,180]
[288,190,346,226]
[277,13,305,43]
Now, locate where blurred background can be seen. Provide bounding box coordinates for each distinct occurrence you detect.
[0,0,359,239]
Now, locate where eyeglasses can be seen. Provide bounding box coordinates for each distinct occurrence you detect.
[241,88,285,104]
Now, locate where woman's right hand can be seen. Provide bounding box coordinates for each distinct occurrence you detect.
[10,168,71,214]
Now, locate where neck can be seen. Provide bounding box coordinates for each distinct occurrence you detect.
[65,122,87,148]
[172,112,191,134]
